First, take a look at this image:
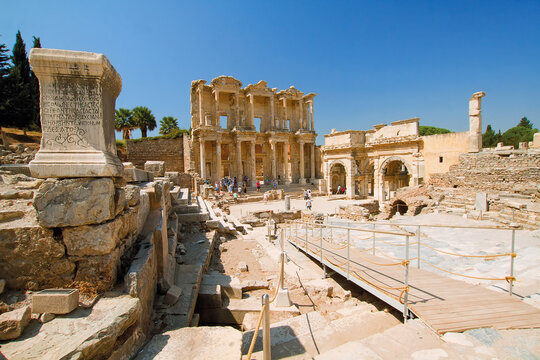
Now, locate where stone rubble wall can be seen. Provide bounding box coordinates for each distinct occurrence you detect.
[0,144,37,164]
[126,137,185,173]
[0,175,151,292]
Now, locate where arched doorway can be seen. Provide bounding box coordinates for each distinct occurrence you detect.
[330,162,347,194]
[381,158,411,200]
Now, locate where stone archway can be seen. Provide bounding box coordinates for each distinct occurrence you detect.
[379,157,411,200]
[329,161,347,194]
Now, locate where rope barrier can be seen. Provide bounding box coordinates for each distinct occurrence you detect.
[420,242,515,259]
[245,303,267,359]
[419,259,514,281]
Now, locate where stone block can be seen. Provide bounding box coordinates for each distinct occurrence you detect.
[71,249,121,292]
[40,312,55,323]
[28,48,123,178]
[0,279,5,294]
[124,167,152,183]
[145,161,165,177]
[125,184,141,206]
[62,212,128,256]
[114,187,127,216]
[475,192,488,212]
[32,289,79,314]
[165,171,180,185]
[237,261,248,272]
[164,285,183,306]
[33,177,116,227]
[0,210,24,223]
[0,306,31,340]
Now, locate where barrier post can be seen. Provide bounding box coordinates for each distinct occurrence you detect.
[262,294,271,360]
[417,225,421,269]
[403,235,409,323]
[509,229,516,296]
[320,223,323,263]
[347,223,351,280]
[372,223,376,256]
[305,222,308,251]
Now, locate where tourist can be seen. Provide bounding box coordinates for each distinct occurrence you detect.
[337,185,341,194]
[273,179,277,189]
[233,192,238,203]
[307,188,312,199]
[263,192,268,203]
[306,198,312,210]
[219,189,223,199]
[238,184,242,194]
[329,188,332,198]
[243,183,247,193]
[256,181,260,192]
[303,189,308,200]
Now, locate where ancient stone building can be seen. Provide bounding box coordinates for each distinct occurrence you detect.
[321,92,487,200]
[191,76,317,185]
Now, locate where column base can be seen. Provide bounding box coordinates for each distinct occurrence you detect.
[274,288,293,307]
[29,150,124,178]
[299,178,307,185]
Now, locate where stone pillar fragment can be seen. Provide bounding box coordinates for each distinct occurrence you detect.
[216,139,222,180]
[236,140,242,178]
[250,141,256,186]
[28,48,123,178]
[270,141,277,180]
[299,141,305,184]
[310,143,315,180]
[283,141,289,183]
[468,91,486,153]
[200,140,206,180]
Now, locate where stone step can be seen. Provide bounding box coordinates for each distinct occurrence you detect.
[174,203,199,214]
[201,272,243,300]
[169,186,181,201]
[1,295,141,360]
[245,309,400,359]
[135,326,242,360]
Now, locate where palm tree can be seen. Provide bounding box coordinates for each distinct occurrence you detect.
[159,116,179,135]
[114,108,134,139]
[132,106,156,138]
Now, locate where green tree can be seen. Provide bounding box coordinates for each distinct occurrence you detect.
[159,116,179,135]
[482,124,498,147]
[29,36,42,130]
[132,106,156,138]
[502,124,537,148]
[7,31,33,132]
[419,126,452,136]
[0,41,11,132]
[518,116,532,129]
[114,108,135,139]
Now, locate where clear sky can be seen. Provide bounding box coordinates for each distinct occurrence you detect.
[2,0,539,144]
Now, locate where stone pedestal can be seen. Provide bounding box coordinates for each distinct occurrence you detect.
[284,195,291,211]
[28,48,123,178]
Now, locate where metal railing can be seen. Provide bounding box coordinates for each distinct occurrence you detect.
[284,219,414,322]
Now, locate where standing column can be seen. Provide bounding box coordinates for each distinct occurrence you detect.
[249,94,255,127]
[299,100,304,129]
[250,140,256,186]
[199,139,206,180]
[282,98,287,129]
[236,140,242,178]
[299,140,305,184]
[346,159,354,200]
[270,140,277,180]
[214,90,220,128]
[235,92,240,127]
[310,143,315,180]
[216,139,222,180]
[283,141,289,183]
[270,96,275,129]
[198,88,204,126]
[310,101,314,131]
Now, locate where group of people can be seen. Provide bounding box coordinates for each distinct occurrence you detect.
[207,176,249,203]
[304,188,313,210]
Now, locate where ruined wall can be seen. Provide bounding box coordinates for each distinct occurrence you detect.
[431,150,540,196]
[126,137,185,172]
[421,131,469,181]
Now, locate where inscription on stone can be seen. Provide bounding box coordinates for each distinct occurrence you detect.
[40,79,102,150]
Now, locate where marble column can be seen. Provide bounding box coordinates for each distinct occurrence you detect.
[199,139,206,180]
[346,158,354,200]
[214,90,219,128]
[270,140,277,180]
[298,100,304,130]
[310,101,314,131]
[216,139,222,180]
[198,88,204,126]
[310,142,315,180]
[250,140,256,186]
[282,98,287,130]
[270,96,275,129]
[299,140,305,184]
[235,93,240,127]
[236,140,242,177]
[249,94,255,127]
[283,141,289,183]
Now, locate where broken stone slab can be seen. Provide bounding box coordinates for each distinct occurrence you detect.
[125,184,141,206]
[124,167,153,183]
[201,273,242,299]
[40,312,55,323]
[241,280,270,291]
[1,295,141,360]
[305,278,334,297]
[144,161,165,177]
[32,288,79,314]
[164,285,183,306]
[0,305,31,340]
[28,48,124,178]
[197,284,222,309]
[135,326,242,360]
[0,209,24,223]
[0,189,33,200]
[33,177,116,227]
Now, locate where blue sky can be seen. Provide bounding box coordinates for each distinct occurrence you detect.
[2,1,539,144]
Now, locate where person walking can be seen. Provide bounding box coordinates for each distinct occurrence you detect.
[256,181,261,192]
[306,198,312,211]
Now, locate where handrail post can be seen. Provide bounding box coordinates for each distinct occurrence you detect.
[417,225,421,269]
[295,221,298,243]
[347,223,351,280]
[262,294,271,360]
[305,222,308,251]
[509,229,516,296]
[404,235,409,323]
[372,223,376,256]
[320,223,323,263]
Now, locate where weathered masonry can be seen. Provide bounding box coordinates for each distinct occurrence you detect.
[191,76,317,185]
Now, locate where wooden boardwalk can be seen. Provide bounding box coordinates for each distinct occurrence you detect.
[287,231,540,334]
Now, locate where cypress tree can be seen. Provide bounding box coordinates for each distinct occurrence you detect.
[30,36,42,130]
[8,31,33,131]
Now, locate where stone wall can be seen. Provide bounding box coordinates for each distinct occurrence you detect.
[430,150,540,196]
[421,131,469,181]
[126,137,185,172]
